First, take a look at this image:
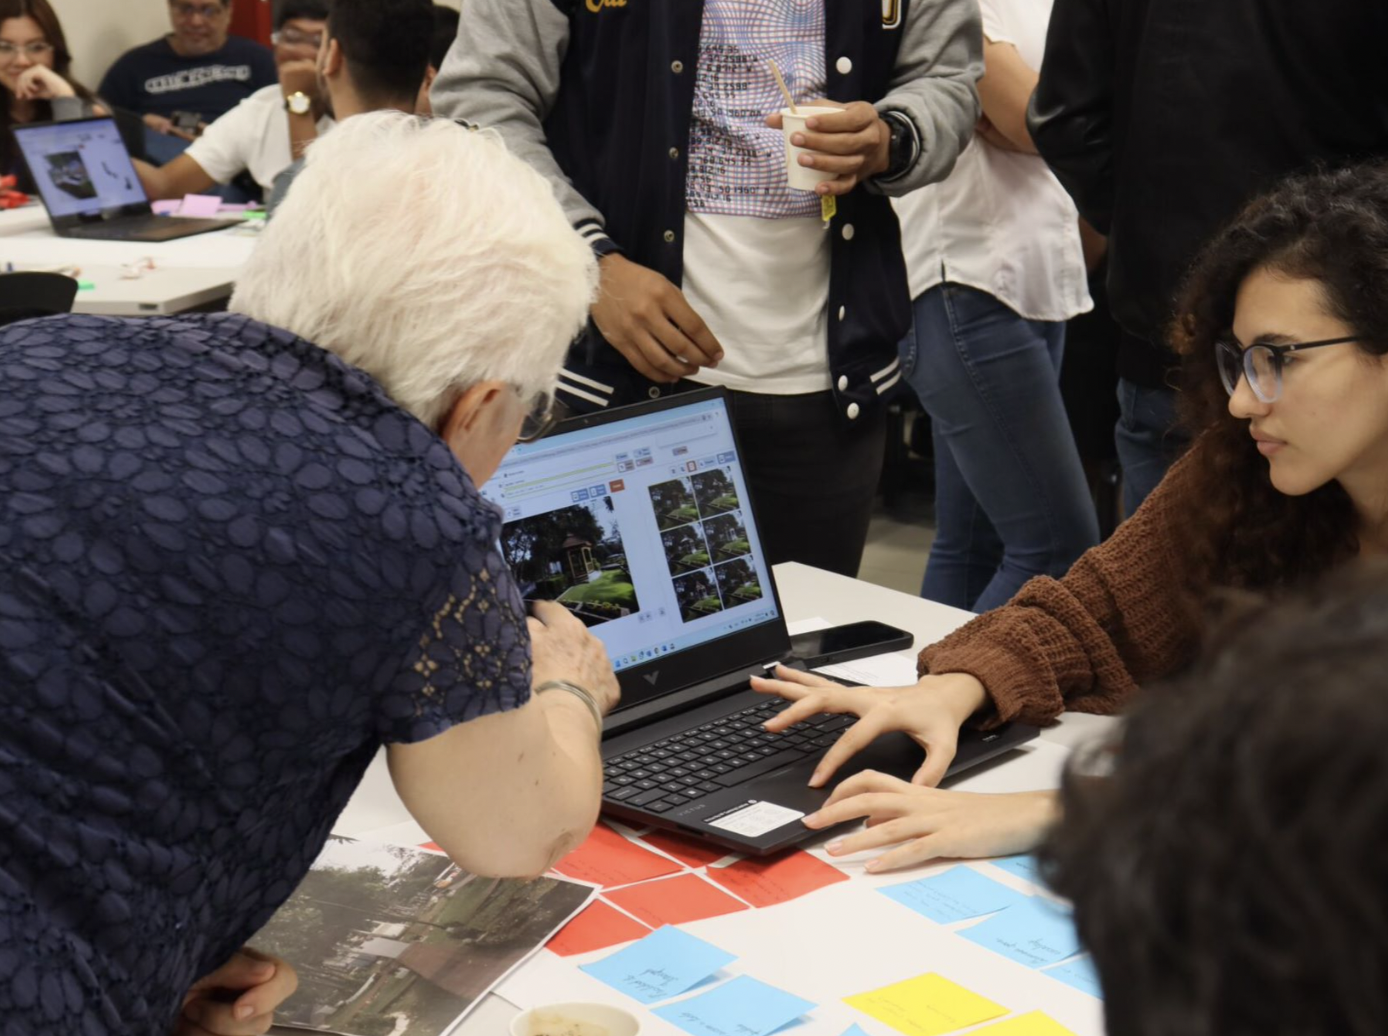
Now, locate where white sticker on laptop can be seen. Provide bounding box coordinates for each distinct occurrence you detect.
[706,801,805,837]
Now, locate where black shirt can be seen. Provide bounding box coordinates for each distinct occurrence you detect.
[98,35,277,124]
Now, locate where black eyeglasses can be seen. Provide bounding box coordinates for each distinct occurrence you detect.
[1214,335,1361,403]
[517,392,569,443]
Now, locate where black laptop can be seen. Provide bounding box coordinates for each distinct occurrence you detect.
[12,116,240,242]
[480,389,1037,856]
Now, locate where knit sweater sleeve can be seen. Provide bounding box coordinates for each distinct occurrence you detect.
[918,453,1203,727]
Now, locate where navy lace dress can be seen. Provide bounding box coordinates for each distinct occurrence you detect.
[0,313,532,1034]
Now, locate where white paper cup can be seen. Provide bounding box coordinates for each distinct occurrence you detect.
[780,105,841,191]
[509,1001,641,1036]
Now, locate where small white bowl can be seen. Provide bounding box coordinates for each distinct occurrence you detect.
[509,1001,641,1036]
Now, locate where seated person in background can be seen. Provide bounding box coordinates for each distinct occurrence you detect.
[0,0,102,191]
[133,0,330,202]
[266,0,434,214]
[0,112,609,1034]
[1041,566,1388,1036]
[98,0,277,163]
[753,161,1388,869]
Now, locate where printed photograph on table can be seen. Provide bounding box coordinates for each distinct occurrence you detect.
[702,511,751,561]
[648,476,701,531]
[251,836,593,1036]
[713,556,762,605]
[661,523,713,576]
[673,567,725,622]
[499,496,639,626]
[691,467,740,518]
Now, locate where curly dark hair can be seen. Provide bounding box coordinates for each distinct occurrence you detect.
[1170,164,1388,592]
[1039,564,1388,1036]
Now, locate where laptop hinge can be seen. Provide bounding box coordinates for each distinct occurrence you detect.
[601,659,781,739]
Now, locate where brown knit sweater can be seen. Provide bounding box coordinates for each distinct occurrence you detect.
[918,454,1204,727]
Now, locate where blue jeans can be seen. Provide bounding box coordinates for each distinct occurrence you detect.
[1114,377,1183,516]
[901,283,1100,611]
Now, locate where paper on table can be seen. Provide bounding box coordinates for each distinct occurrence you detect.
[604,872,750,927]
[879,866,1032,924]
[151,199,180,215]
[971,1010,1081,1035]
[960,897,1082,968]
[654,975,816,1036]
[816,652,918,687]
[839,1027,873,1036]
[705,849,849,908]
[552,823,683,888]
[580,924,736,1005]
[989,855,1042,884]
[546,899,652,957]
[844,973,1008,1036]
[177,193,223,217]
[1041,956,1103,999]
[639,830,732,868]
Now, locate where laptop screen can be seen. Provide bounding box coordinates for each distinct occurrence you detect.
[480,394,782,676]
[13,118,146,220]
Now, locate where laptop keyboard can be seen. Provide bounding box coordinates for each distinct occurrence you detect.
[603,699,857,813]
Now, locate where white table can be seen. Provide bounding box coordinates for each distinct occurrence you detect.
[0,203,259,315]
[311,562,1116,1036]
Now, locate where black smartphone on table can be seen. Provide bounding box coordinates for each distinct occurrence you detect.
[787,620,914,669]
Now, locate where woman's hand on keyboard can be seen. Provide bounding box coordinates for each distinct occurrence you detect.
[749,665,988,787]
[803,770,1059,872]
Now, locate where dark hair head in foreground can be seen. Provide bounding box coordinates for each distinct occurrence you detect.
[327,0,434,105]
[1040,564,1388,1036]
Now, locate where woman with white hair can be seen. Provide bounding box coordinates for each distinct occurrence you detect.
[0,112,609,1036]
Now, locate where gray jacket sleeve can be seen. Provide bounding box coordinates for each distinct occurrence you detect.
[869,0,984,196]
[430,0,617,253]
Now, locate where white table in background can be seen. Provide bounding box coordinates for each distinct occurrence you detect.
[0,203,259,315]
[299,562,1115,1036]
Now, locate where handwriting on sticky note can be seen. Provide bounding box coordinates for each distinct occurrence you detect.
[604,872,749,927]
[653,975,816,1036]
[879,866,1031,924]
[580,925,735,1004]
[177,193,223,218]
[989,855,1041,884]
[971,1010,1080,1036]
[844,973,1008,1036]
[547,899,651,957]
[1041,955,1102,999]
[705,848,848,907]
[553,823,682,888]
[959,897,1081,968]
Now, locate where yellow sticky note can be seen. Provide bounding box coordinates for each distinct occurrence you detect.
[973,1011,1080,1036]
[821,194,837,222]
[844,973,1008,1036]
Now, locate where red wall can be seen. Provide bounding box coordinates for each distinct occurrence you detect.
[229,0,273,47]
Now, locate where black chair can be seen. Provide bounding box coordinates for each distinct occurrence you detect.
[0,271,80,327]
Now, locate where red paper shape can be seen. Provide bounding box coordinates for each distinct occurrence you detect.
[546,900,652,957]
[552,823,683,888]
[604,872,749,927]
[704,849,849,908]
[639,830,732,868]
[419,842,442,852]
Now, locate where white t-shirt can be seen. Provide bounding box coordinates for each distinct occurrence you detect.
[679,0,831,396]
[185,84,333,190]
[894,0,1091,323]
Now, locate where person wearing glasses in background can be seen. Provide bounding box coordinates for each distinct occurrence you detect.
[0,112,617,1035]
[133,0,331,202]
[752,163,1388,870]
[0,0,103,192]
[98,0,276,165]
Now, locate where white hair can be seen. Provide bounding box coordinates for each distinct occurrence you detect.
[230,112,598,429]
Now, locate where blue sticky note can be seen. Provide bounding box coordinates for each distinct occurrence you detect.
[990,855,1042,884]
[581,926,736,1005]
[960,896,1082,968]
[1043,955,1104,999]
[654,975,816,1036]
[879,866,1033,924]
[839,1027,873,1036]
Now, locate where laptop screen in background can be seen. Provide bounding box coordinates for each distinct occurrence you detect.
[480,395,781,673]
[13,118,146,219]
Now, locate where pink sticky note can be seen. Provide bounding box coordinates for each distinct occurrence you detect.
[151,199,180,216]
[177,193,223,217]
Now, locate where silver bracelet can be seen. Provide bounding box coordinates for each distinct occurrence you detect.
[535,679,604,735]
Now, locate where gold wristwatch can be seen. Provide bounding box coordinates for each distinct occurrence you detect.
[284,91,312,116]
